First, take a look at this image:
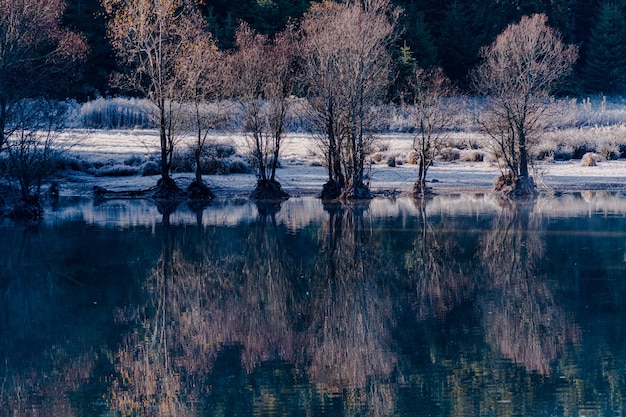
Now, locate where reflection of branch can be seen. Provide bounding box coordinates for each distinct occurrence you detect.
[305,207,397,415]
[108,209,401,416]
[479,206,579,375]
[0,229,97,416]
[410,201,473,319]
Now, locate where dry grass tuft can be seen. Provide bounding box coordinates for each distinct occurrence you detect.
[580,152,602,166]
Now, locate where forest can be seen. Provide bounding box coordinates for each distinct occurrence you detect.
[63,0,626,97]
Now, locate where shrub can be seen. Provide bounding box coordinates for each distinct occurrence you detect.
[140,161,160,176]
[573,143,595,159]
[370,152,384,163]
[439,147,460,161]
[171,143,240,175]
[79,97,155,129]
[40,152,85,172]
[124,155,145,166]
[95,164,140,177]
[533,140,557,161]
[598,143,620,160]
[212,143,236,158]
[581,152,601,166]
[553,144,574,161]
[406,150,419,164]
[459,149,484,162]
[225,156,251,174]
[386,155,396,167]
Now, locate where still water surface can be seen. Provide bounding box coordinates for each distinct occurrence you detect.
[2,193,626,416]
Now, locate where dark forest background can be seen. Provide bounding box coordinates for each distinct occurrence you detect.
[63,0,626,99]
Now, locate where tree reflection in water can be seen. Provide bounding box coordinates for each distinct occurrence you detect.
[478,199,580,375]
[7,196,626,415]
[0,227,95,416]
[0,221,147,417]
[108,200,400,416]
[106,196,585,416]
[304,201,397,416]
[407,199,474,320]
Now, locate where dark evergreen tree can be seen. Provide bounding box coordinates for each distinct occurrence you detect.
[64,0,115,98]
[59,0,623,99]
[581,1,626,93]
[571,0,599,43]
[514,0,576,38]
[203,0,309,48]
[436,1,484,85]
[402,5,438,69]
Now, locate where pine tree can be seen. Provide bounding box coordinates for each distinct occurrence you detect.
[437,1,482,85]
[581,1,626,93]
[403,7,438,69]
[64,0,113,97]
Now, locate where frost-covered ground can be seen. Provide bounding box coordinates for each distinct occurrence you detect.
[55,130,626,199]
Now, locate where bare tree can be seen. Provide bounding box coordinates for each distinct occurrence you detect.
[3,100,71,218]
[228,23,296,200]
[0,0,86,217]
[301,2,347,199]
[406,67,456,198]
[302,1,397,200]
[473,14,577,197]
[174,11,227,201]
[102,0,208,198]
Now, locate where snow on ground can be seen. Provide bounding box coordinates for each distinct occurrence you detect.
[56,130,626,198]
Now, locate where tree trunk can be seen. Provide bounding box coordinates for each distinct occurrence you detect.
[412,153,432,198]
[194,148,203,184]
[519,130,529,179]
[0,97,6,151]
[159,103,170,181]
[270,133,280,182]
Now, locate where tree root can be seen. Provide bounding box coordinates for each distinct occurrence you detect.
[250,179,289,201]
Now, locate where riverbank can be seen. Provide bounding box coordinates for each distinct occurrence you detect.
[37,130,626,199]
[56,158,626,200]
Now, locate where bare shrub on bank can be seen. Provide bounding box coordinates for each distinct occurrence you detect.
[405,67,457,198]
[473,14,578,197]
[302,0,398,200]
[2,100,74,218]
[227,23,297,200]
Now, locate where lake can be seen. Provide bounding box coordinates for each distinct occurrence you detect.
[1,193,626,417]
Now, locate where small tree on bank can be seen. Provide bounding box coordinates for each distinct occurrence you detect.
[102,0,210,199]
[473,14,577,197]
[0,0,86,216]
[302,0,397,200]
[3,100,72,218]
[406,67,456,198]
[228,23,296,200]
[175,11,226,201]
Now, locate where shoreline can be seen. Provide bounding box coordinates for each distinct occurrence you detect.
[56,159,626,200]
[44,130,626,200]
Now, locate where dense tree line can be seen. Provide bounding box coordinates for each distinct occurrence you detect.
[63,0,626,97]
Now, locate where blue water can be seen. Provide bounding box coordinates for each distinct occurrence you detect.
[1,193,626,416]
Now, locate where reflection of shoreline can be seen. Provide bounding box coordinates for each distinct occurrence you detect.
[40,193,626,230]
